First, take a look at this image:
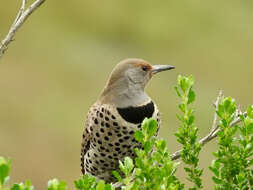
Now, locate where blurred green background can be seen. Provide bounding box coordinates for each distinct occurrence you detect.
[0,0,253,189]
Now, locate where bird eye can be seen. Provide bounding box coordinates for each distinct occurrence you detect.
[141,66,148,71]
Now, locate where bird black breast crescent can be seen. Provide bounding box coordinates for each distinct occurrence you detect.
[117,101,154,124]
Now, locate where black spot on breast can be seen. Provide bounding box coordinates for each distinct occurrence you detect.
[108,132,112,136]
[108,143,113,147]
[117,101,154,124]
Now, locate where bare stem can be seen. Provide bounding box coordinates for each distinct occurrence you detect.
[0,0,46,59]
[211,90,223,131]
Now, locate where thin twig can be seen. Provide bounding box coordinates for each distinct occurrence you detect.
[0,0,46,59]
[211,90,222,131]
[13,0,27,25]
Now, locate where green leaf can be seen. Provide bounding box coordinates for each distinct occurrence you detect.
[141,118,149,131]
[134,130,144,143]
[104,184,114,190]
[212,176,222,184]
[247,123,253,134]
[209,160,220,177]
[112,171,122,182]
[96,180,105,190]
[178,103,186,113]
[187,88,195,105]
[119,160,125,174]
[174,86,181,97]
[178,75,188,92]
[124,157,134,175]
[144,141,152,153]
[187,115,195,126]
[0,157,11,185]
[247,105,253,118]
[188,75,195,87]
[156,139,166,151]
[146,119,157,137]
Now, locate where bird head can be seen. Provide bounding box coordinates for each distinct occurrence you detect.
[100,58,175,107]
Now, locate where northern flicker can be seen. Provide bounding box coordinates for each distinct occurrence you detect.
[81,58,175,182]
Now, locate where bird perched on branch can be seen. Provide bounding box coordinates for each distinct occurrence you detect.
[81,58,175,182]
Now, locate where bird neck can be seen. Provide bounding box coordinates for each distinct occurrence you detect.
[99,79,150,108]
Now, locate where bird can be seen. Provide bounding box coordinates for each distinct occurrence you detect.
[80,58,175,183]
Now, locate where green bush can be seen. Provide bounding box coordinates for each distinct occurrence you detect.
[0,75,252,190]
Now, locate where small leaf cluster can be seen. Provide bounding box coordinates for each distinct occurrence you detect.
[0,157,66,190]
[10,181,34,190]
[113,118,184,190]
[210,97,253,189]
[174,75,203,189]
[47,179,67,190]
[74,175,114,190]
[0,157,11,188]
[0,157,33,190]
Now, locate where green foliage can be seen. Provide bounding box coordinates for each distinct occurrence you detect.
[10,181,34,190]
[209,98,253,189]
[74,175,114,190]
[0,75,252,190]
[175,75,203,189]
[0,157,11,187]
[113,118,184,190]
[47,179,67,190]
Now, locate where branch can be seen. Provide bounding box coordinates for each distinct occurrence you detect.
[211,90,222,131]
[0,0,46,59]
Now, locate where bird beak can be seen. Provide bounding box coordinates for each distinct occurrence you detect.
[151,65,175,74]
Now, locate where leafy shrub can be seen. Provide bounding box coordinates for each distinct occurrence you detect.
[0,75,252,190]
